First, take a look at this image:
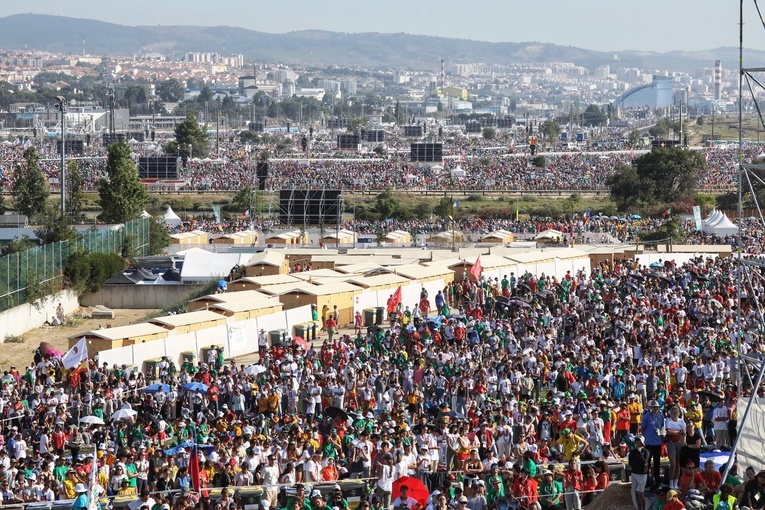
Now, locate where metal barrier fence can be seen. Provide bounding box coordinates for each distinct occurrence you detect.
[0,217,150,311]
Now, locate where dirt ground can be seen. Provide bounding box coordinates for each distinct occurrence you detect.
[1,308,160,370]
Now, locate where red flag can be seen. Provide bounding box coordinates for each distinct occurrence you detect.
[470,255,483,280]
[391,286,403,310]
[189,444,201,493]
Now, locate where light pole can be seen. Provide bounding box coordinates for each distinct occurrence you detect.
[55,96,66,216]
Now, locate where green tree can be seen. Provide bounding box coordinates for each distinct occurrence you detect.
[434,196,454,218]
[34,203,78,244]
[582,104,607,126]
[649,119,671,139]
[231,185,260,214]
[607,163,641,210]
[12,147,49,220]
[156,79,183,102]
[540,120,561,142]
[627,129,641,147]
[66,160,85,221]
[98,141,149,224]
[532,155,546,168]
[374,189,399,219]
[608,148,705,210]
[482,127,496,140]
[167,113,209,158]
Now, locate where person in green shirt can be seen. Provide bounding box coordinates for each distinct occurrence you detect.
[53,457,68,482]
[309,491,333,510]
[538,471,563,510]
[284,484,312,510]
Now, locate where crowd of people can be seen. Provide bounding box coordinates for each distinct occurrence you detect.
[0,135,748,194]
[4,244,764,510]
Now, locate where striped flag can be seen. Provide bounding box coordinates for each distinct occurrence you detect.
[189,444,201,493]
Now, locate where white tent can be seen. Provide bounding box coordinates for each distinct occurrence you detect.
[139,210,152,219]
[430,164,443,174]
[450,166,466,178]
[163,207,182,228]
[703,210,738,236]
[180,250,254,282]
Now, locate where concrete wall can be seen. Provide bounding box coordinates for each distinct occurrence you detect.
[80,284,207,309]
[0,290,79,340]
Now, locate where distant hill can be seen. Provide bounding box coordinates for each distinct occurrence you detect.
[1,14,764,71]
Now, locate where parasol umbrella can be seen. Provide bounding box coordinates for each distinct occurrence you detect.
[79,415,105,425]
[630,214,642,220]
[324,406,348,421]
[698,390,723,403]
[445,410,466,419]
[182,382,209,393]
[111,409,138,421]
[293,336,309,351]
[244,364,267,376]
[143,384,170,394]
[392,476,430,509]
[649,262,663,268]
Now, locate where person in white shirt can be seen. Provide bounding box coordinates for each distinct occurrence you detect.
[712,400,730,448]
[304,451,322,483]
[393,485,421,510]
[376,454,394,509]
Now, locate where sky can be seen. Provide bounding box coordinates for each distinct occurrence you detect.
[3,0,765,53]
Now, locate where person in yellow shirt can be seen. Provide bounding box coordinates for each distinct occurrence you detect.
[267,390,281,417]
[258,393,269,414]
[556,428,589,461]
[61,471,78,500]
[117,479,136,496]
[627,395,643,434]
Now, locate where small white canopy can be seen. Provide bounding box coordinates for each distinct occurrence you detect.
[164,206,182,228]
[139,210,152,219]
[450,165,466,178]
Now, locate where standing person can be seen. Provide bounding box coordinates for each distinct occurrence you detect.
[261,455,280,508]
[712,400,730,449]
[538,471,563,510]
[560,459,582,510]
[71,484,89,510]
[679,422,703,472]
[665,406,686,489]
[640,400,665,483]
[325,315,336,343]
[628,436,650,510]
[375,453,394,509]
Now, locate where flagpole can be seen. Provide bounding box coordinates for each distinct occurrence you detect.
[451,201,456,252]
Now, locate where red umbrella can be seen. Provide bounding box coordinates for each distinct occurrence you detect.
[392,476,429,509]
[293,336,308,350]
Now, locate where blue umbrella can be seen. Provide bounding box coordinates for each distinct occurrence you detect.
[164,442,215,456]
[183,382,209,392]
[630,214,642,220]
[143,383,170,393]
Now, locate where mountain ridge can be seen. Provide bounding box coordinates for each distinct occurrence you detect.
[1,13,763,71]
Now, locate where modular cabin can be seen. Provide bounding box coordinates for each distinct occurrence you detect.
[480,230,515,244]
[228,274,301,291]
[290,269,354,286]
[392,264,456,287]
[321,229,357,246]
[187,290,275,311]
[149,310,228,336]
[208,298,284,321]
[72,323,168,356]
[273,282,361,326]
[265,231,302,245]
[505,247,591,280]
[384,230,412,245]
[535,229,567,246]
[243,251,289,277]
[345,273,412,293]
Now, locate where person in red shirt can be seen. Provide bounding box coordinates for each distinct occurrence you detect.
[561,459,583,510]
[700,459,722,496]
[615,402,632,445]
[511,468,539,509]
[678,462,706,496]
[51,424,67,455]
[663,490,686,510]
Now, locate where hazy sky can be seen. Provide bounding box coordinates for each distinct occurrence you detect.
[3,0,765,53]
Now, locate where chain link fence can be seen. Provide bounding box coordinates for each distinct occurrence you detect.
[0,218,149,311]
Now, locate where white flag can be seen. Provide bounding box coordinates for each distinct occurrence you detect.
[62,337,88,370]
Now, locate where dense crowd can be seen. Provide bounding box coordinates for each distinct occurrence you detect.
[6,244,765,510]
[0,137,749,193]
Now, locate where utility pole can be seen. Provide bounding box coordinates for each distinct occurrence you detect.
[55,96,67,216]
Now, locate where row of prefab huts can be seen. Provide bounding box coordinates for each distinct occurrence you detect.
[71,243,732,358]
